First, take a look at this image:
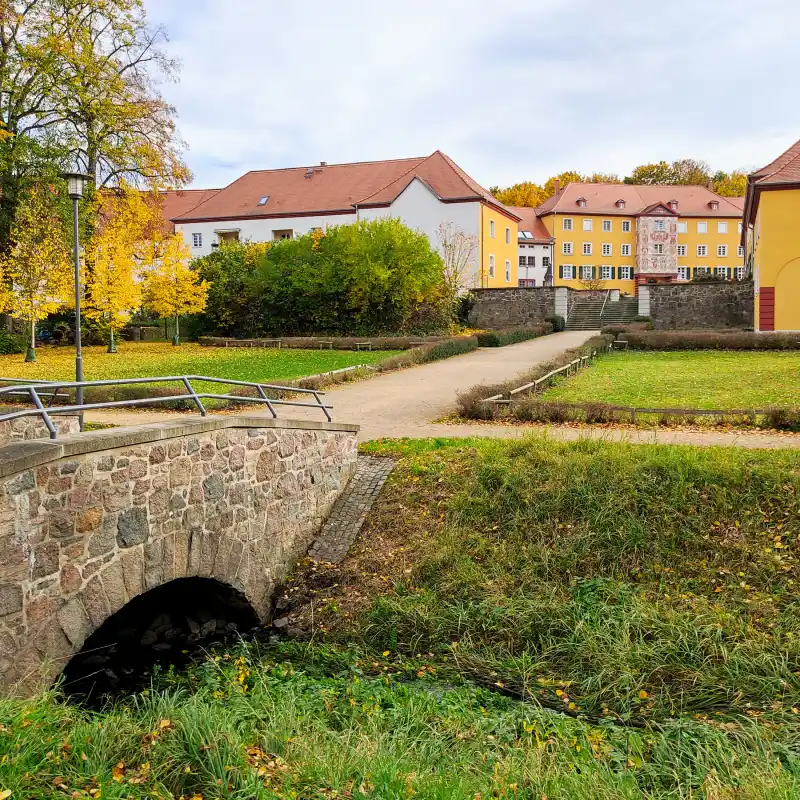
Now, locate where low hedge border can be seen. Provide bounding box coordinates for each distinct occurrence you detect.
[457,334,614,420]
[199,335,449,351]
[506,400,800,432]
[601,329,800,350]
[475,324,553,347]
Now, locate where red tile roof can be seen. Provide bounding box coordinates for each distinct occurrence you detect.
[750,138,800,185]
[536,183,743,218]
[173,151,519,223]
[508,206,553,242]
[159,189,221,233]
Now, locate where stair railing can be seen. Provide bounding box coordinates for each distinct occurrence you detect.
[599,289,611,323]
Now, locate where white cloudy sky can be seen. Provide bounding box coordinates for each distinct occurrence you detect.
[144,0,800,190]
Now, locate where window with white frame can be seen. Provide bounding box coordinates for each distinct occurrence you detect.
[527,256,536,266]
[677,267,690,281]
[735,266,746,280]
[583,242,592,256]
[697,221,708,234]
[697,245,708,257]
[738,222,743,234]
[718,221,728,234]
[580,265,593,280]
[620,243,631,257]
[518,256,526,267]
[621,220,631,232]
[583,219,593,231]
[505,259,511,282]
[192,232,203,248]
[563,242,573,255]
[677,245,687,257]
[714,266,729,278]
[490,220,495,238]
[563,218,573,231]
[717,245,728,257]
[506,227,511,244]
[542,256,551,268]
[654,219,666,231]
[738,245,745,258]
[695,266,710,276]
[677,221,688,234]
[619,266,633,280]
[602,243,612,257]
[600,265,613,280]
[602,220,612,232]
[653,244,664,255]
[561,264,576,280]
[489,255,495,277]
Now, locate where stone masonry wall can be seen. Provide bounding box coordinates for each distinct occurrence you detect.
[469,287,558,328]
[649,282,754,330]
[0,416,358,693]
[0,410,80,447]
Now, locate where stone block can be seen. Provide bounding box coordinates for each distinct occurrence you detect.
[100,561,127,614]
[31,541,59,580]
[120,548,144,599]
[76,507,103,533]
[0,584,23,617]
[117,507,149,548]
[81,575,110,629]
[57,597,91,647]
[202,473,224,501]
[60,563,82,594]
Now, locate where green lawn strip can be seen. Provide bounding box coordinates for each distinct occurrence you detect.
[541,351,800,410]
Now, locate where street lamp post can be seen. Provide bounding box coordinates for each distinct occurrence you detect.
[61,171,92,419]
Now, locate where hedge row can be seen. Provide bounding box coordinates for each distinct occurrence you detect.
[601,329,800,350]
[475,325,553,347]
[199,335,448,351]
[457,334,614,420]
[506,400,800,432]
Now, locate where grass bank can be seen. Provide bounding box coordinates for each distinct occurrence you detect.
[542,351,800,409]
[2,436,799,797]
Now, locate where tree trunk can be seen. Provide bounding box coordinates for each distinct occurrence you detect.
[25,319,36,362]
[107,327,116,353]
[172,315,180,346]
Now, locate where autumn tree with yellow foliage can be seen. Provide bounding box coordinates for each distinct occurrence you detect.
[0,186,72,361]
[143,234,208,346]
[84,185,161,352]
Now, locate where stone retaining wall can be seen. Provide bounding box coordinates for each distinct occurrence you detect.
[468,287,559,328]
[649,282,754,330]
[0,410,80,447]
[0,415,358,693]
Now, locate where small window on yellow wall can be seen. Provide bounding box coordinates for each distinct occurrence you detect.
[505,260,511,282]
[489,254,495,277]
[490,220,495,238]
[505,227,511,244]
[563,218,573,231]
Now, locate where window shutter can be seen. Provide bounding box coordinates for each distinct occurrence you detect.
[610,266,616,279]
[592,266,597,279]
[726,267,732,279]
[559,265,564,280]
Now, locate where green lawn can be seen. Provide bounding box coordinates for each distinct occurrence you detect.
[0,342,398,385]
[543,350,800,409]
[3,437,799,797]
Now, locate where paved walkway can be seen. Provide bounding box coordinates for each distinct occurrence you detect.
[83,331,800,451]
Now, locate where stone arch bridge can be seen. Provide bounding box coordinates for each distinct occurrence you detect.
[0,415,358,693]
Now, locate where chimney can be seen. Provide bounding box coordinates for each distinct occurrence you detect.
[304,168,314,179]
[320,161,327,167]
[553,179,561,194]
[708,179,714,192]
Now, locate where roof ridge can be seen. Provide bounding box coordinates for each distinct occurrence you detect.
[242,155,426,177]
[354,153,433,205]
[435,150,490,199]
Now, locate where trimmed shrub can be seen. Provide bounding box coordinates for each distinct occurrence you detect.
[621,331,800,351]
[545,314,565,332]
[475,324,552,347]
[0,329,25,355]
[763,407,800,431]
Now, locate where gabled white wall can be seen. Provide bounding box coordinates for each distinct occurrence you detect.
[517,242,553,286]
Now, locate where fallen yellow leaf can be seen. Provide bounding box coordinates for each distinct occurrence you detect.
[0,789,12,800]
[112,761,125,782]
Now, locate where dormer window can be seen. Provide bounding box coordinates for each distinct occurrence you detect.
[708,200,719,210]
[257,196,270,206]
[615,199,626,209]
[668,200,678,211]
[576,197,587,208]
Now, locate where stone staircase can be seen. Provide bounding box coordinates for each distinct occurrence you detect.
[566,295,639,330]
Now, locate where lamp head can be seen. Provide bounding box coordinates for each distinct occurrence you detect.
[61,172,94,200]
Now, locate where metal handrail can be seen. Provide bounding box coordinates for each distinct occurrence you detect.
[0,375,333,439]
[599,289,611,322]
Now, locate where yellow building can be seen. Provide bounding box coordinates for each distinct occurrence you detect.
[743,138,800,331]
[478,204,520,287]
[536,183,744,293]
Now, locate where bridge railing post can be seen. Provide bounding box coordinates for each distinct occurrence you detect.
[182,377,207,416]
[28,385,58,439]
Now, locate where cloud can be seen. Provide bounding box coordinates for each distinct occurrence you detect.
[144,0,800,190]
